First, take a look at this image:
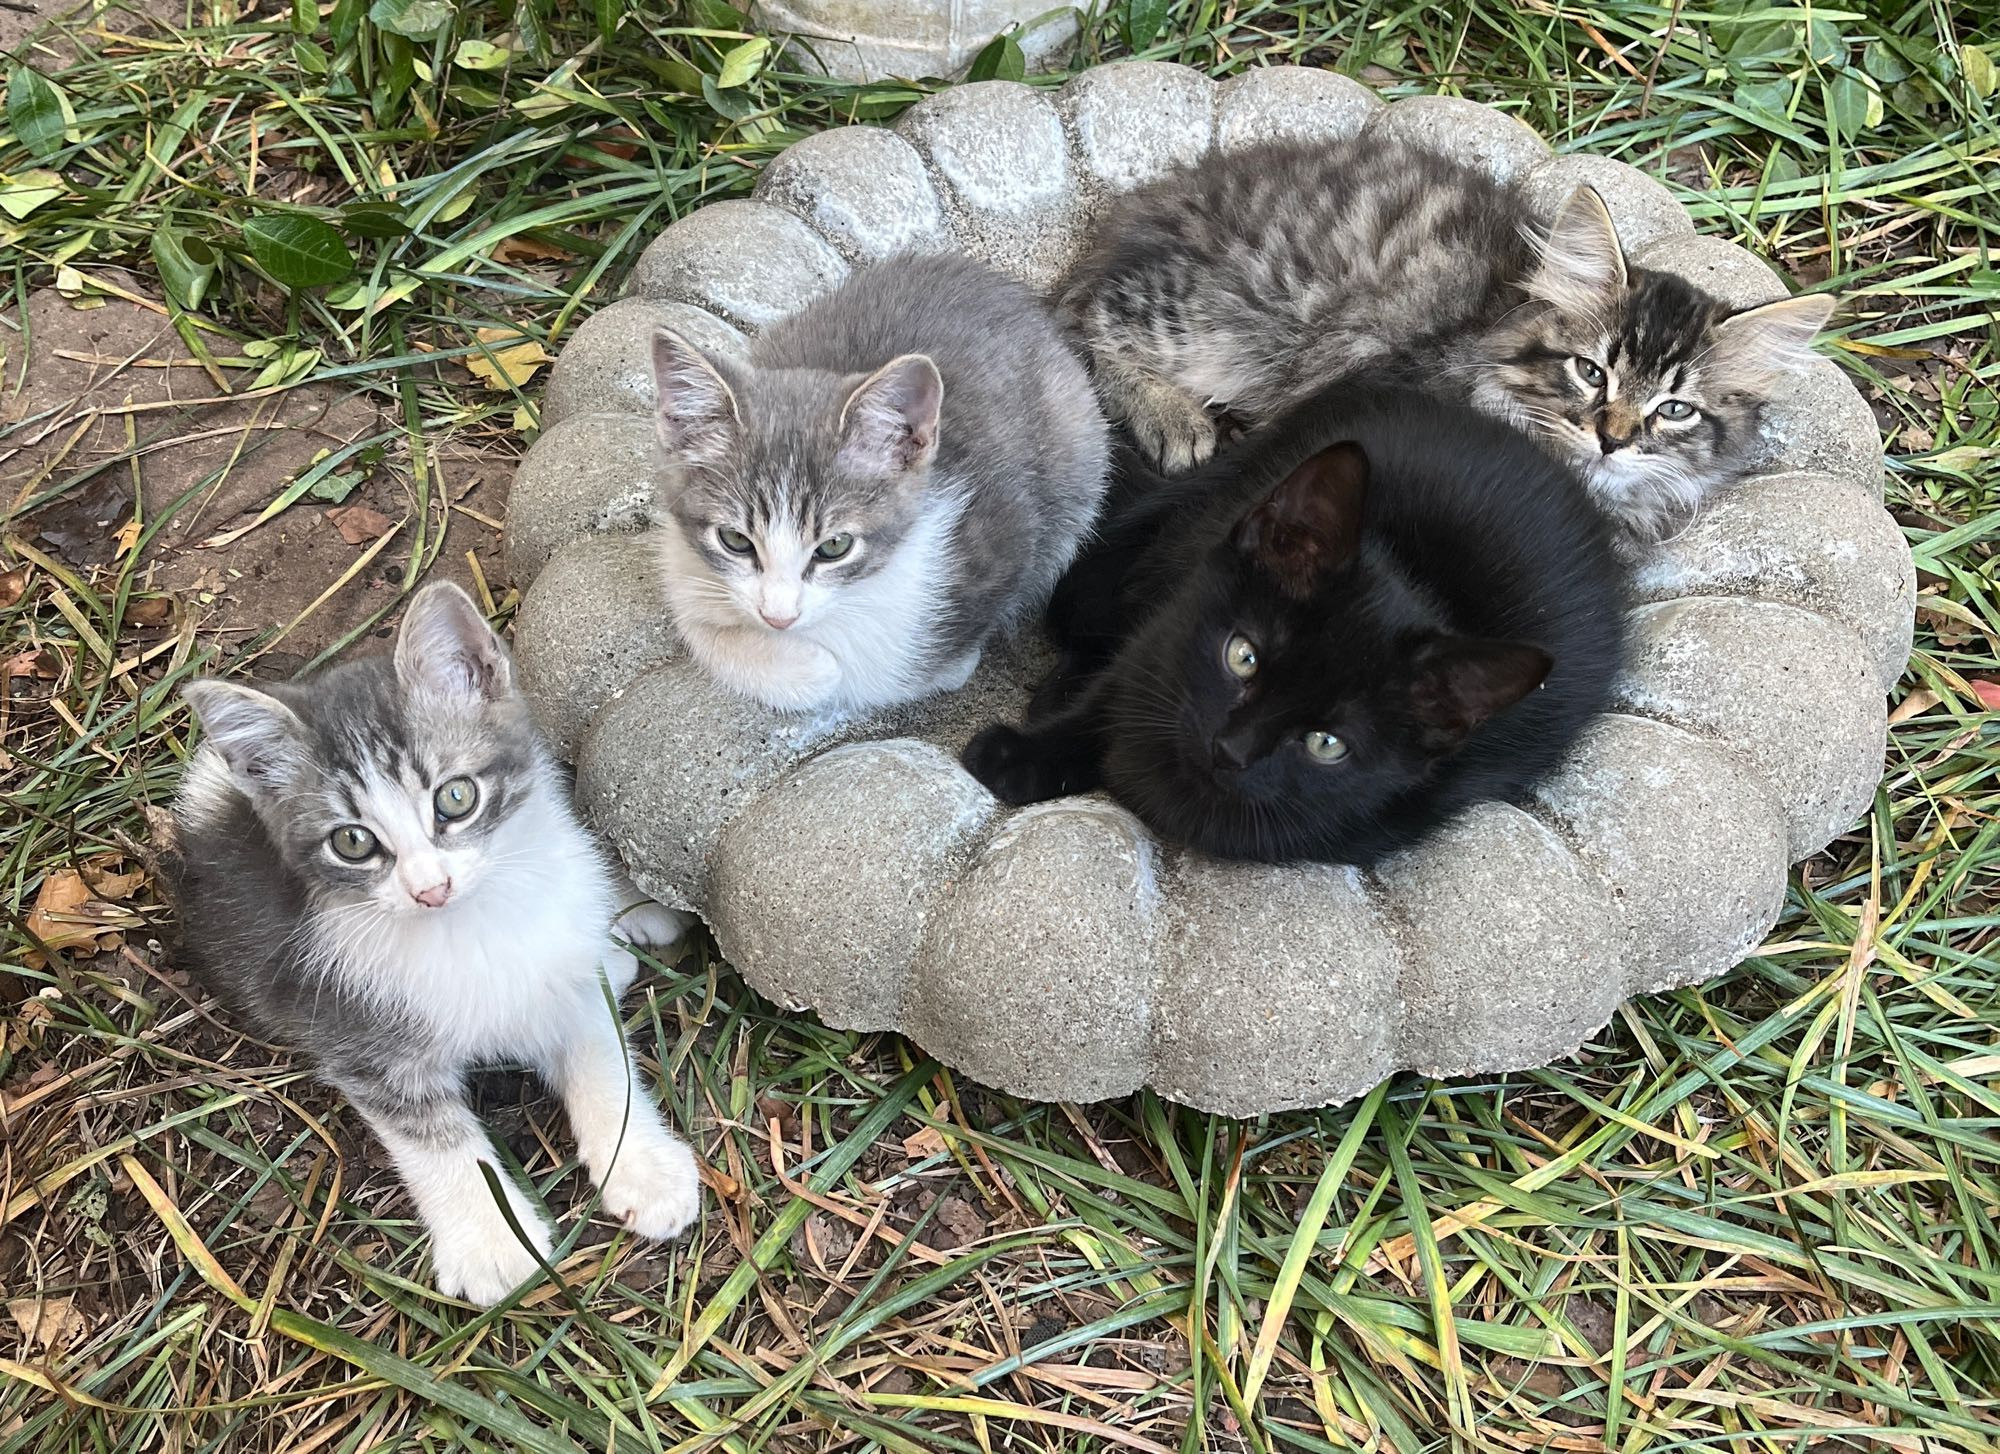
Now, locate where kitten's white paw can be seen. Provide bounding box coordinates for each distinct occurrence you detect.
[614,899,692,950]
[599,1133,702,1242]
[430,1196,553,1306]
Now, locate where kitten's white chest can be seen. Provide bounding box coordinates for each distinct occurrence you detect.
[317,805,615,1063]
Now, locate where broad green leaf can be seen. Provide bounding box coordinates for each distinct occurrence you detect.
[1733,77,1793,126]
[453,38,512,70]
[242,214,355,288]
[966,31,1026,84]
[1862,40,1912,84]
[152,225,218,310]
[1722,17,1797,66]
[1805,19,1843,66]
[292,39,330,74]
[652,47,704,93]
[1962,44,1997,98]
[1120,0,1169,50]
[340,202,410,239]
[0,168,66,220]
[1824,70,1882,137]
[714,36,768,88]
[593,0,620,45]
[368,0,452,39]
[700,74,755,120]
[7,65,75,160]
[514,0,551,61]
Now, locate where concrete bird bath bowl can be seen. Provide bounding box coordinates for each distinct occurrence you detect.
[502,64,1912,1116]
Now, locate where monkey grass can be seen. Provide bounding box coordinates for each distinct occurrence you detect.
[3,0,1997,1450]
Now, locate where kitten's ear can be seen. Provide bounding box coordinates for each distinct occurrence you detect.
[1526,186,1627,313]
[1406,638,1553,751]
[651,327,743,469]
[1231,441,1369,597]
[837,354,942,479]
[395,581,512,704]
[1714,293,1837,380]
[183,679,307,796]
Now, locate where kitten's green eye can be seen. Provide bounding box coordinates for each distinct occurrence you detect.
[1303,731,1349,763]
[434,776,479,822]
[1571,357,1607,388]
[330,825,379,862]
[814,533,855,561]
[1655,399,1697,422]
[1224,633,1259,680]
[716,528,755,556]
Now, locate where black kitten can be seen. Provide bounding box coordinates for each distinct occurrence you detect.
[962,391,1628,866]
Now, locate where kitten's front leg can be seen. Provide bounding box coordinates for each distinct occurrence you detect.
[962,710,1104,805]
[548,1008,701,1243]
[337,1068,554,1306]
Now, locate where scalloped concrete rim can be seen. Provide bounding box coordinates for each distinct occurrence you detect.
[505,64,1910,1115]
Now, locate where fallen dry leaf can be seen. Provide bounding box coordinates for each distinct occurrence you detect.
[465,327,550,390]
[7,1295,85,1351]
[1888,688,1941,725]
[492,234,575,264]
[5,647,60,682]
[326,504,394,545]
[1971,679,2000,713]
[122,596,175,628]
[82,855,145,901]
[112,517,144,558]
[901,1125,948,1160]
[0,565,29,609]
[24,869,140,956]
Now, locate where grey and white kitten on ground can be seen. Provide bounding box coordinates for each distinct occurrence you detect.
[1061,136,1836,542]
[163,582,699,1306]
[650,252,1110,714]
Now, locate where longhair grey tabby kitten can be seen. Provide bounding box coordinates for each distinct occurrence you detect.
[163,582,699,1306]
[650,252,1110,713]
[1061,135,1836,542]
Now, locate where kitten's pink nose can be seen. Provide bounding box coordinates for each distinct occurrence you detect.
[411,879,452,909]
[759,609,798,630]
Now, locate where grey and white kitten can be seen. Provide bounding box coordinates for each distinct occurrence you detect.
[1060,136,1836,542]
[651,252,1110,714]
[163,582,699,1306]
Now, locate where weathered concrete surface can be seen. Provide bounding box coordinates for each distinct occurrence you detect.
[1059,62,1217,198]
[753,126,950,264]
[513,534,680,761]
[896,82,1084,289]
[1635,471,1914,692]
[541,298,745,428]
[1522,152,1693,253]
[503,413,662,583]
[1214,67,1380,150]
[1367,94,1551,182]
[1532,714,1790,993]
[626,200,848,331]
[508,63,1906,1114]
[752,0,1077,82]
[1614,598,1886,859]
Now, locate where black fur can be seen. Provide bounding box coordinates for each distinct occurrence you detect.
[963,390,1629,866]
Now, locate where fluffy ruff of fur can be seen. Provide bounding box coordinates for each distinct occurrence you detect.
[163,583,699,1306]
[963,391,1630,867]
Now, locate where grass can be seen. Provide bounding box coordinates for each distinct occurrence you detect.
[2,0,1998,1449]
